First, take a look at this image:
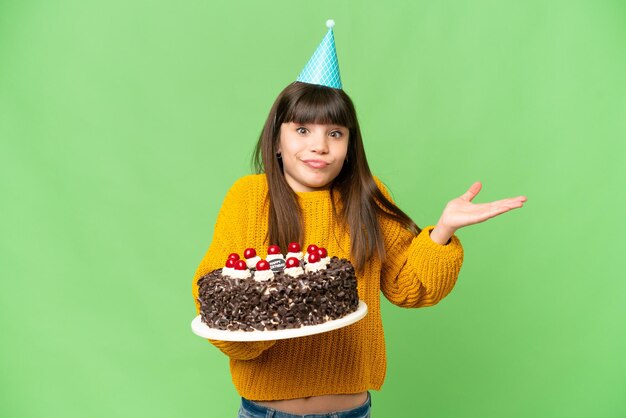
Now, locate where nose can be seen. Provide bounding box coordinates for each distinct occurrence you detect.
[309,132,329,154]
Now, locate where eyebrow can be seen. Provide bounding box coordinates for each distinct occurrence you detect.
[295,123,347,130]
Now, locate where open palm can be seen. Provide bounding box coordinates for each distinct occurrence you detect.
[439,182,527,231]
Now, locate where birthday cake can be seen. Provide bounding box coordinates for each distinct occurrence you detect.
[196,243,360,332]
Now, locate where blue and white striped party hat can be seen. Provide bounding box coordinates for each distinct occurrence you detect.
[297,19,343,89]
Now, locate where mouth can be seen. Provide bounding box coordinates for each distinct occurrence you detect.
[301,159,330,169]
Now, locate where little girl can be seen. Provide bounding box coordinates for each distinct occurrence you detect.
[192,21,526,418]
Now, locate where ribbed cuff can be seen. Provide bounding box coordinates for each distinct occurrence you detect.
[209,339,277,361]
[421,225,462,252]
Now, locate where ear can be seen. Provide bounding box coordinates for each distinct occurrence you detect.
[276,124,283,154]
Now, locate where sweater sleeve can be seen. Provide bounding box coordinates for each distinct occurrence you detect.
[191,176,277,359]
[374,177,464,308]
[381,224,464,308]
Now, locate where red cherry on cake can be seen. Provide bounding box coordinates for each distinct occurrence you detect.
[308,252,320,263]
[225,258,235,268]
[288,242,301,252]
[244,248,257,259]
[317,247,328,258]
[306,244,318,254]
[234,260,247,271]
[268,245,281,255]
[256,260,270,271]
[286,257,300,268]
[228,253,240,261]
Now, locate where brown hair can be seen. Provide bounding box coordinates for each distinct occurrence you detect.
[253,82,420,271]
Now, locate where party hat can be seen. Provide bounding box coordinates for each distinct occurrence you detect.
[297,19,343,89]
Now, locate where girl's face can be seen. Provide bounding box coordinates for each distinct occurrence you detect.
[278,122,349,193]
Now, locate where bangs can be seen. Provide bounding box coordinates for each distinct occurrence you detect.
[281,84,356,129]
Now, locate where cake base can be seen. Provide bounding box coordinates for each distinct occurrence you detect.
[191,300,367,341]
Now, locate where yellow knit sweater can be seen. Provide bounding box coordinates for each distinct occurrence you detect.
[192,174,464,401]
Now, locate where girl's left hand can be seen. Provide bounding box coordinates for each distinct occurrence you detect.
[435,181,527,234]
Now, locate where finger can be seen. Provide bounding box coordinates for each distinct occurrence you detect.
[485,196,527,207]
[457,196,527,227]
[460,181,482,202]
[501,195,528,203]
[485,200,526,217]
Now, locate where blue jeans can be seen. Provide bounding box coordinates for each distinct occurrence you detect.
[238,392,371,418]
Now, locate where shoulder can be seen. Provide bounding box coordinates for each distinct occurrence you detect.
[226,174,268,198]
[372,175,394,203]
[216,174,268,219]
[370,175,417,240]
[230,173,267,189]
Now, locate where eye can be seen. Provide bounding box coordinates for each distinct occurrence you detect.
[296,127,308,135]
[329,130,344,138]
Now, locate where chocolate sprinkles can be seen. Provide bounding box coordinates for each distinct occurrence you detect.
[197,256,359,331]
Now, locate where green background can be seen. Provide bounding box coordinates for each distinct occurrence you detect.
[1,0,625,417]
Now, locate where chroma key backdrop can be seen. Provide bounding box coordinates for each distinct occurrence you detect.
[1,1,624,417]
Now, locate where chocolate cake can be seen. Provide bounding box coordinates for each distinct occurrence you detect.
[196,246,359,332]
